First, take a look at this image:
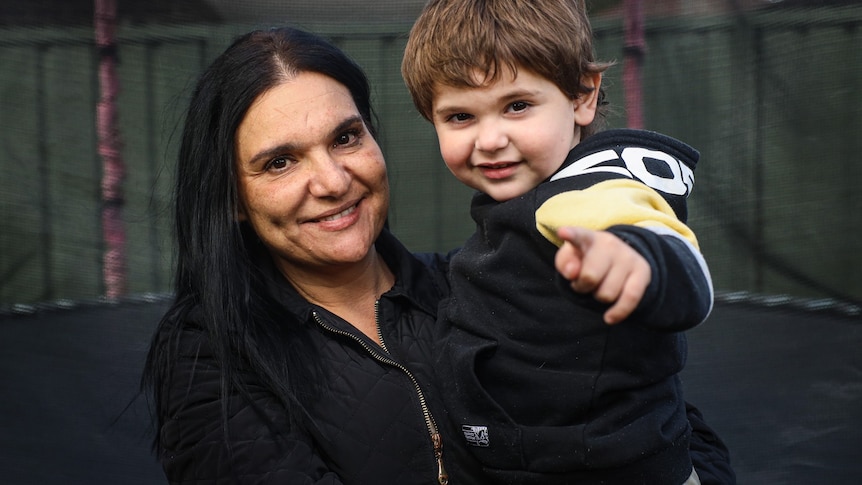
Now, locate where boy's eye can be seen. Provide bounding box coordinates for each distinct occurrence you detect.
[448,112,472,123]
[510,101,528,112]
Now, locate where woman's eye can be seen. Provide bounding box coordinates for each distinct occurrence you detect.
[334,129,360,148]
[266,156,292,172]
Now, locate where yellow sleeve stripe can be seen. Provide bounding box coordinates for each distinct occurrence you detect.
[535,178,699,249]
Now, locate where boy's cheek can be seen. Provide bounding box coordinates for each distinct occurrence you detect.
[436,133,464,162]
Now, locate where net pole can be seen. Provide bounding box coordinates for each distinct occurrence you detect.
[623,0,645,129]
[95,0,126,299]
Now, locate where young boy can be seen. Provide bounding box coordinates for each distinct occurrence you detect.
[402,0,716,483]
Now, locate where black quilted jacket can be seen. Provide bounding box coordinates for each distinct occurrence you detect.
[151,229,734,484]
[153,230,478,484]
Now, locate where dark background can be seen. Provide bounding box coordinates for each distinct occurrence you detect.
[1,1,860,483]
[1,0,860,307]
[2,298,860,484]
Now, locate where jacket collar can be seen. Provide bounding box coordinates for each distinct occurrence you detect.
[259,228,445,327]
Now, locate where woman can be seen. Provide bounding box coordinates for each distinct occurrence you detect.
[142,26,733,484]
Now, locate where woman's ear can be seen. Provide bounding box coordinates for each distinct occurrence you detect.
[573,72,602,126]
[236,202,248,222]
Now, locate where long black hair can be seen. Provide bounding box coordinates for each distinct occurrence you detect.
[141,26,377,451]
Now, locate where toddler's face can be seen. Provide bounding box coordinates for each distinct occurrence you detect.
[430,67,597,201]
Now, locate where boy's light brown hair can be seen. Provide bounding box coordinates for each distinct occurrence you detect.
[402,0,612,136]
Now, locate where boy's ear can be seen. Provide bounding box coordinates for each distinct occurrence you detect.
[573,73,602,126]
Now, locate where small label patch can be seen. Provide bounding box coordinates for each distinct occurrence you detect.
[461,425,490,447]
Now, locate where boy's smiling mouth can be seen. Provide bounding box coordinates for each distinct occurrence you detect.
[477,161,521,179]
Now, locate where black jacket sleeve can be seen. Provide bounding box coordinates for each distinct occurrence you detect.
[607,224,713,331]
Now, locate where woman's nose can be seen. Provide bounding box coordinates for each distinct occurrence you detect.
[474,120,509,153]
[308,153,351,197]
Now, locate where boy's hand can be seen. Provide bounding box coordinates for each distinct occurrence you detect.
[554,226,651,325]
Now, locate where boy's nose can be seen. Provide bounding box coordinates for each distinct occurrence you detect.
[474,121,509,152]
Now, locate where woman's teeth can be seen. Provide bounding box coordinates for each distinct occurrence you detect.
[320,205,356,222]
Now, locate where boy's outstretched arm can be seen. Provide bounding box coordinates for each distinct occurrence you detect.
[553,222,712,330]
[539,177,713,330]
[554,226,651,325]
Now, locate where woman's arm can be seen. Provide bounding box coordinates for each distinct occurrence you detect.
[687,402,737,485]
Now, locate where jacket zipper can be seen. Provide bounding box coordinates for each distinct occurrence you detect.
[312,306,449,485]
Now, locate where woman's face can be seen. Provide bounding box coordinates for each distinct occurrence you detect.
[235,71,389,278]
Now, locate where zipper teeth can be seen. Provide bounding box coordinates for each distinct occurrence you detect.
[372,301,437,433]
[312,309,438,436]
[374,301,389,353]
[313,307,447,484]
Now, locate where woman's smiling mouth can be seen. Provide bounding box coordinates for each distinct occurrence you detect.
[320,205,356,222]
[312,200,361,224]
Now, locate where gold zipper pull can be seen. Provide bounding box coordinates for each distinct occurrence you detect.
[432,432,448,485]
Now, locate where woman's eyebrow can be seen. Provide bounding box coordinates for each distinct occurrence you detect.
[329,115,364,138]
[245,115,365,166]
[246,142,298,167]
